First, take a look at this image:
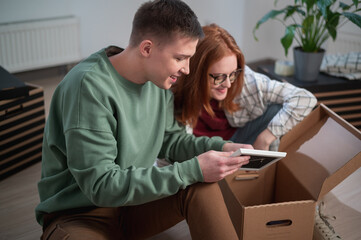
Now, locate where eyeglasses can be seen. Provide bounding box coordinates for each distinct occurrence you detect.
[209,68,242,85]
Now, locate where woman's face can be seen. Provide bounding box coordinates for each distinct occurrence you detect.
[208,54,238,101]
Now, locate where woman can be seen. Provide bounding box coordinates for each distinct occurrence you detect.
[173,24,317,150]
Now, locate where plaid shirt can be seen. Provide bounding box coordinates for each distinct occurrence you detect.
[225,66,317,138]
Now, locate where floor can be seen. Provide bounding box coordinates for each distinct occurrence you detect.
[0,66,191,240]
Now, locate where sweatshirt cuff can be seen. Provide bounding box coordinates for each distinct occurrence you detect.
[176,157,204,186]
[207,136,227,151]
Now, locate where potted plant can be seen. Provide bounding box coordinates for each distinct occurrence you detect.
[253,0,361,81]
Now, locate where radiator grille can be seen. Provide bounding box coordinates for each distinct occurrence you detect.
[0,16,81,73]
[326,31,361,54]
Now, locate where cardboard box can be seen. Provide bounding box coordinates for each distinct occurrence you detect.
[0,67,45,180]
[219,104,361,240]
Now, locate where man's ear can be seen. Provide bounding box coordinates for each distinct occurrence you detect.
[139,40,153,57]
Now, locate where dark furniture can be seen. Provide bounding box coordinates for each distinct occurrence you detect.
[0,66,45,180]
[248,59,361,131]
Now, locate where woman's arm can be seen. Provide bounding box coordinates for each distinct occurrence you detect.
[228,66,317,138]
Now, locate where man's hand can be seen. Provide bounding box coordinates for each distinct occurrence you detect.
[197,151,250,182]
[222,142,253,152]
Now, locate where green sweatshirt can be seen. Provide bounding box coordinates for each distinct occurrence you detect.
[35,48,226,225]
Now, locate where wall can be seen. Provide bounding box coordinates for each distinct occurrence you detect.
[0,0,287,63]
[0,0,360,67]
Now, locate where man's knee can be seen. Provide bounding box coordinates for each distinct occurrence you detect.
[183,182,224,206]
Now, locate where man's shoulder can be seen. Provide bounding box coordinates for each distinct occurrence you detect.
[66,49,111,81]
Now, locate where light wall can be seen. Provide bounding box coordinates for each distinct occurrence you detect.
[0,0,359,66]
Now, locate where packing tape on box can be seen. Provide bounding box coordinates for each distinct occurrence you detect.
[274,60,294,76]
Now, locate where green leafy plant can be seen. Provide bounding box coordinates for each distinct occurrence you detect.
[253,0,361,56]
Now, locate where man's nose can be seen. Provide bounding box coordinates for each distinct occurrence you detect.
[180,60,190,75]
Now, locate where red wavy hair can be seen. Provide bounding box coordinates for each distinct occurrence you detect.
[172,24,245,127]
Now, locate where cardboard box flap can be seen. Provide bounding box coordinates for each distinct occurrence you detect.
[318,151,361,201]
[277,104,361,202]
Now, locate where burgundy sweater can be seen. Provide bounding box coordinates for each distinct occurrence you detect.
[193,100,236,140]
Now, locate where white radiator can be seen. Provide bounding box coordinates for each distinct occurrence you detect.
[0,16,81,73]
[326,31,361,54]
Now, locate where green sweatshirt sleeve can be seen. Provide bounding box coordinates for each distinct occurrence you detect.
[66,128,203,207]
[158,91,226,163]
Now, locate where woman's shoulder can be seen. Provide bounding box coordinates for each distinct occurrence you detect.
[242,65,262,89]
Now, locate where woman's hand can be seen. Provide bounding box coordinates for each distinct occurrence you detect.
[222,142,253,152]
[253,129,277,150]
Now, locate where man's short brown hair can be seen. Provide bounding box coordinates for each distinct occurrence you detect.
[129,0,204,47]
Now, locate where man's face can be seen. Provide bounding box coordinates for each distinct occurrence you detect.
[146,36,198,89]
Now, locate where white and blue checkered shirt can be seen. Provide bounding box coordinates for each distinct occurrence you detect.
[225,66,317,138]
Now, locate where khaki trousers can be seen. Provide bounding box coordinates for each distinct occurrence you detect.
[41,182,238,240]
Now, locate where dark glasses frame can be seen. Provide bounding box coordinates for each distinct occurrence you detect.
[208,68,242,85]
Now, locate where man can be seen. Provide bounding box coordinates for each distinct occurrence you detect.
[36,0,251,239]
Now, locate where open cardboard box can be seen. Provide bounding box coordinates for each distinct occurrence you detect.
[219,104,361,240]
